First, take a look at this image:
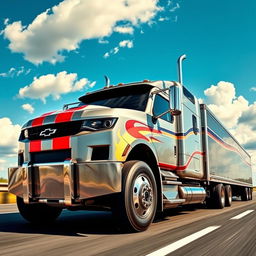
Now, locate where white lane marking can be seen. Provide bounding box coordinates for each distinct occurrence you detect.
[230,210,254,220]
[146,226,220,256]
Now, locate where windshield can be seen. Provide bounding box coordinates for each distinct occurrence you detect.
[79,84,152,111]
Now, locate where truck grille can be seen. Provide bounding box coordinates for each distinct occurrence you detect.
[20,120,83,141]
[31,149,71,164]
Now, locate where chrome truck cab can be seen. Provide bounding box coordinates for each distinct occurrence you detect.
[9,81,181,204]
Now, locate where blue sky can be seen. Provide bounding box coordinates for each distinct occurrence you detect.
[0,0,255,181]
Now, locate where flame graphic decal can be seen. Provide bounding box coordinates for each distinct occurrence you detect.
[125,120,162,143]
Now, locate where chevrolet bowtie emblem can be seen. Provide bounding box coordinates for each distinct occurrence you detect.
[40,128,57,137]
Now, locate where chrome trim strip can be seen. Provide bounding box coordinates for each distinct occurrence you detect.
[63,160,74,206]
[210,175,252,187]
[22,162,30,204]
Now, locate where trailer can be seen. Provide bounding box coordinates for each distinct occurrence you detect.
[200,105,252,206]
[8,56,252,232]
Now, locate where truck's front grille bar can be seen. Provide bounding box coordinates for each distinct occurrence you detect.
[20,120,83,141]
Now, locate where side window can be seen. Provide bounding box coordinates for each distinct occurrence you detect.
[153,95,173,123]
[192,115,198,134]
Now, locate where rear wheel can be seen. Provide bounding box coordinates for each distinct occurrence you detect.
[250,188,253,200]
[248,188,252,200]
[17,196,62,224]
[112,161,157,232]
[213,184,225,209]
[241,187,249,201]
[224,185,232,207]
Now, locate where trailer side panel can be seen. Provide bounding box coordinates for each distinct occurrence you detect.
[200,104,252,186]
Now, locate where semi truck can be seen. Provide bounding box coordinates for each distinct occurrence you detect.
[8,55,252,232]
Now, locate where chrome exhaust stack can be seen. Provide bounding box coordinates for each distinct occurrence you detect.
[104,75,110,87]
[177,54,186,85]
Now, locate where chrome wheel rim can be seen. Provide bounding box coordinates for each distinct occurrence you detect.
[132,174,154,219]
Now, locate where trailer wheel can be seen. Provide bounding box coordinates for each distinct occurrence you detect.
[112,161,157,232]
[17,196,62,224]
[241,187,249,201]
[224,185,232,207]
[249,188,253,200]
[213,184,225,209]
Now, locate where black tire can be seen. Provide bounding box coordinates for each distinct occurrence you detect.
[224,185,232,207]
[112,161,157,232]
[248,188,252,200]
[241,187,249,201]
[17,196,62,224]
[213,184,225,209]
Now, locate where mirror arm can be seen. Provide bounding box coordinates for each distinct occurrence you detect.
[152,109,171,123]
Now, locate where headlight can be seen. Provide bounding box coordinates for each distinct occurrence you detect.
[81,118,118,131]
[24,129,29,139]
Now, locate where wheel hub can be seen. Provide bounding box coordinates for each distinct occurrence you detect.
[133,174,154,218]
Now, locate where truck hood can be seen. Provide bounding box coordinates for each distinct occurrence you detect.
[23,105,112,128]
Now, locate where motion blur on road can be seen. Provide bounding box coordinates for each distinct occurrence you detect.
[0,194,255,256]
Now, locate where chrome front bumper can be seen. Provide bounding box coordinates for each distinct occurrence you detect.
[8,161,123,206]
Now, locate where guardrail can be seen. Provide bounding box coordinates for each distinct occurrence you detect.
[0,183,8,192]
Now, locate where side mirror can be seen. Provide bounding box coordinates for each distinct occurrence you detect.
[169,84,182,115]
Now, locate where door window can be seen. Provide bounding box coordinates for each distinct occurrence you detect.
[153,95,173,123]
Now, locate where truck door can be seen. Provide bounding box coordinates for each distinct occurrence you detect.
[151,94,177,169]
[175,88,204,179]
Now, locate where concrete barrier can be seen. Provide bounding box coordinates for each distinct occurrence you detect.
[0,192,16,204]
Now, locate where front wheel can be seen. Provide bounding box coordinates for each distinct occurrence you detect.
[112,161,157,232]
[17,196,62,224]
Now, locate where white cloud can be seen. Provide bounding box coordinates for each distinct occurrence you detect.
[3,0,162,64]
[22,103,34,114]
[18,71,95,103]
[250,87,256,92]
[238,102,256,130]
[113,47,119,54]
[158,17,169,22]
[103,52,110,59]
[204,81,248,129]
[169,3,180,12]
[104,40,134,58]
[88,81,96,88]
[4,18,9,26]
[119,40,134,48]
[0,118,21,156]
[98,38,109,44]
[114,26,134,34]
[0,66,31,78]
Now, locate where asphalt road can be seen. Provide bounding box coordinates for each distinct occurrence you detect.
[0,195,255,256]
